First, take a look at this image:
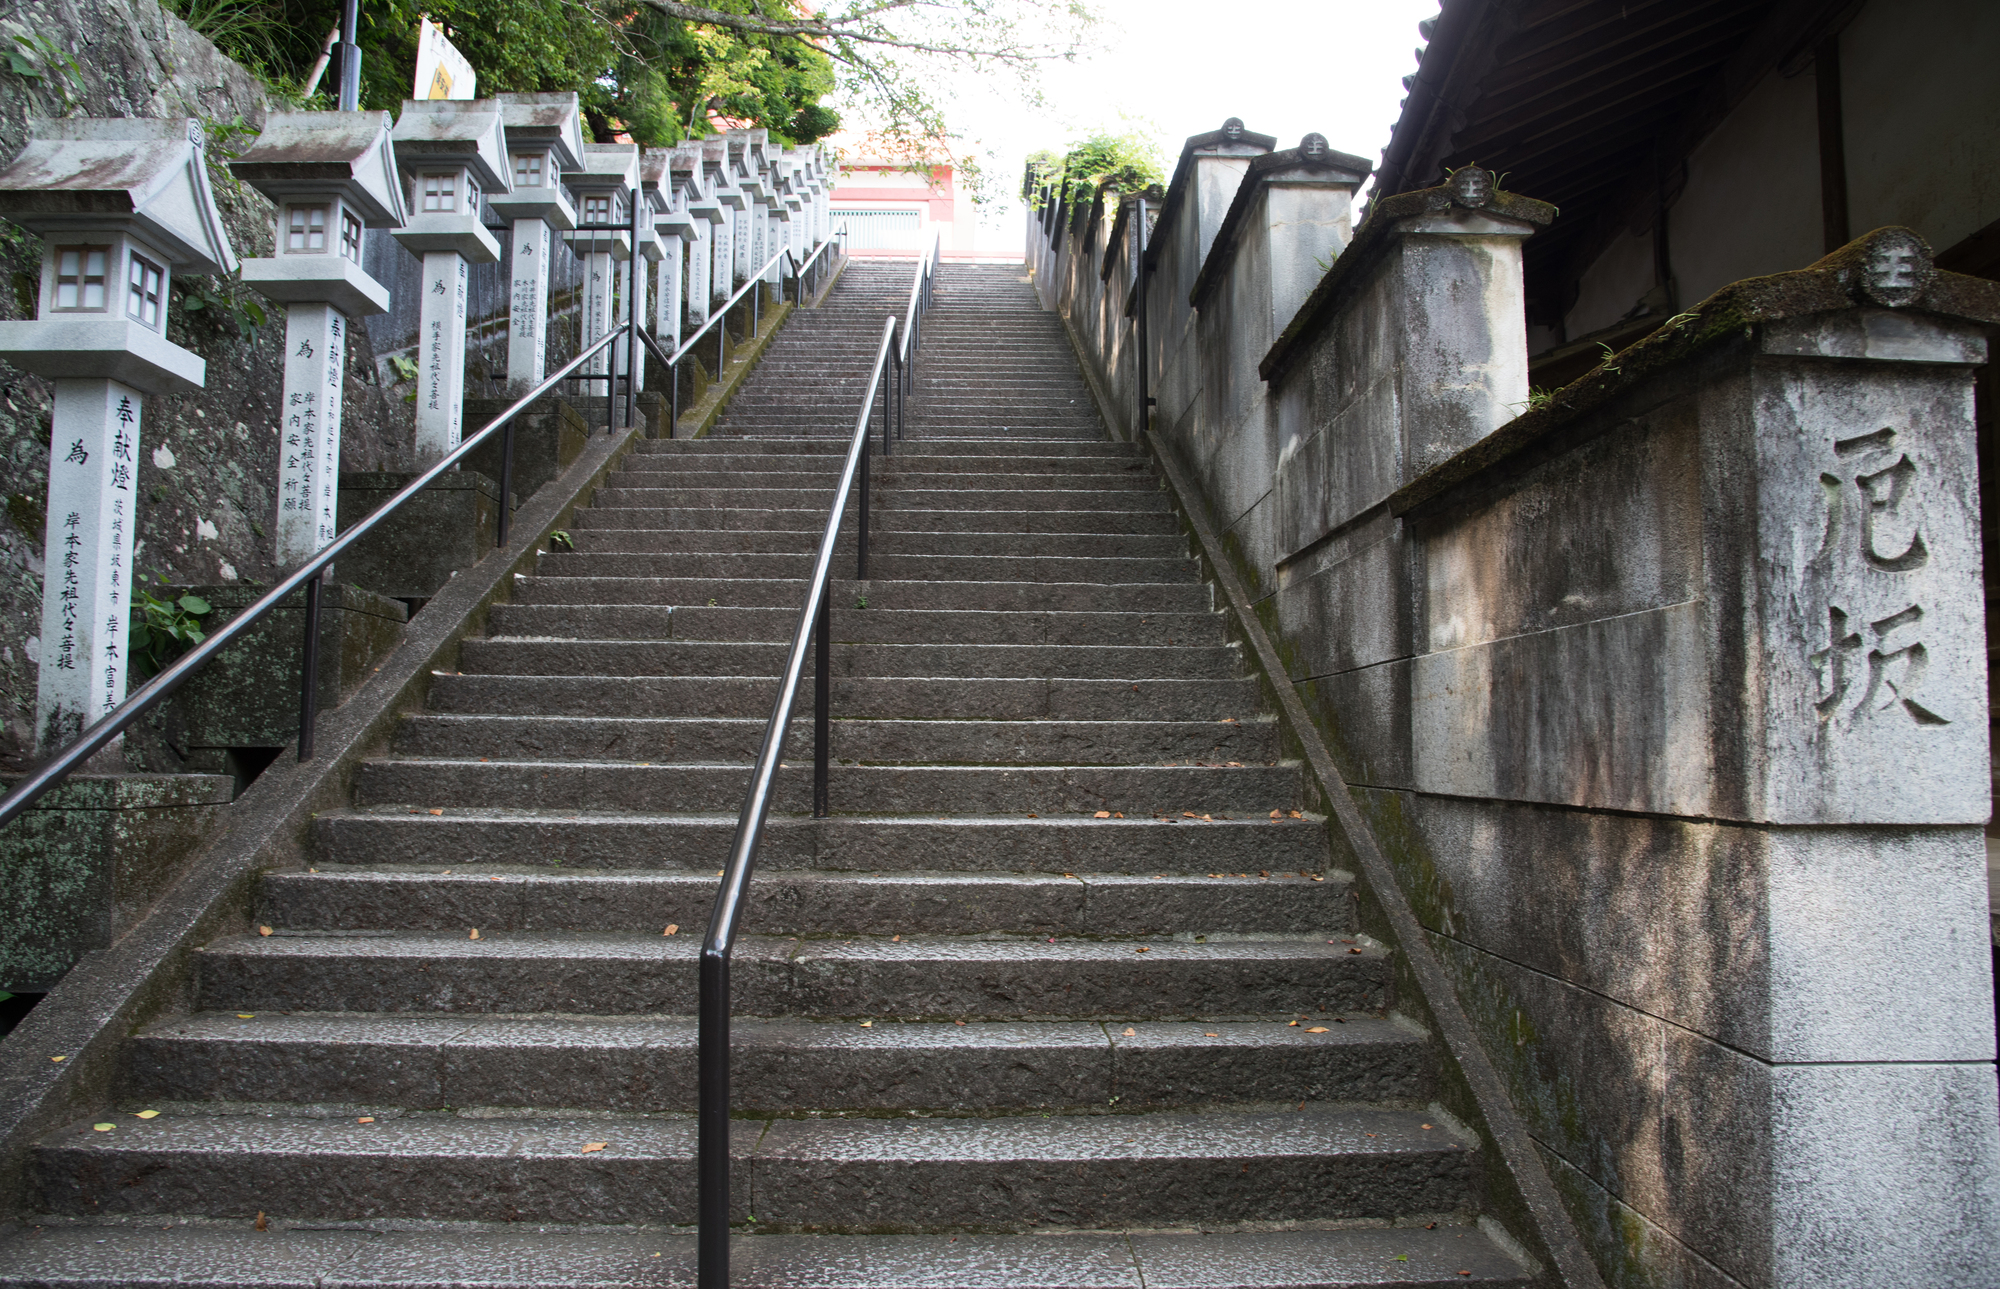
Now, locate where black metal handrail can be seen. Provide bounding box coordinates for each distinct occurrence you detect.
[697,313,899,1288]
[0,325,627,831]
[896,231,940,411]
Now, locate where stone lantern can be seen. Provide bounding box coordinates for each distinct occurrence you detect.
[228,110,405,570]
[727,128,769,287]
[488,92,583,393]
[701,138,745,307]
[561,144,638,394]
[389,98,510,462]
[673,143,722,326]
[647,147,700,356]
[621,152,667,395]
[0,117,237,753]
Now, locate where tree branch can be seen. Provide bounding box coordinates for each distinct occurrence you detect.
[635,0,1079,62]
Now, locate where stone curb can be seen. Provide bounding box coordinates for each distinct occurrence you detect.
[0,416,649,1213]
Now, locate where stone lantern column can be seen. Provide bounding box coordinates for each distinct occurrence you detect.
[561,144,638,398]
[0,117,237,754]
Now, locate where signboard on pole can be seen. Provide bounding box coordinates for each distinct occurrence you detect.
[414,18,475,100]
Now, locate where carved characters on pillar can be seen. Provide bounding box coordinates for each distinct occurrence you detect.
[1858,228,1933,309]
[1808,426,1947,727]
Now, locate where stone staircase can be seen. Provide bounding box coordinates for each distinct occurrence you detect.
[0,261,1535,1286]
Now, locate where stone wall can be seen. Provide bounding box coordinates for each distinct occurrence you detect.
[1033,124,2000,1287]
[0,0,411,770]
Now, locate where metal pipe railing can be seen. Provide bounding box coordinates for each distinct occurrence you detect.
[697,315,897,1289]
[0,325,626,829]
[895,232,941,430]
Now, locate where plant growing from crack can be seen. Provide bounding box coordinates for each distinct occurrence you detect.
[130,574,211,678]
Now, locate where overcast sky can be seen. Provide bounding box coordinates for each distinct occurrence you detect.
[886,0,1441,252]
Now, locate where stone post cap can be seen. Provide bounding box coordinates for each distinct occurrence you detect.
[229,110,407,228]
[390,99,510,193]
[1259,169,1556,383]
[565,142,640,196]
[1188,133,1374,308]
[0,116,237,274]
[1385,225,2000,518]
[494,91,585,173]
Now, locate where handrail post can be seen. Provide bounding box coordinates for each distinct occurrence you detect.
[296,571,323,762]
[495,415,516,547]
[858,422,871,579]
[697,948,730,1289]
[813,589,831,818]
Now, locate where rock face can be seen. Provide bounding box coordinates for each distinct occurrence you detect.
[0,0,409,771]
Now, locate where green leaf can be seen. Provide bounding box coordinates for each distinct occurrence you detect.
[181,295,206,311]
[177,595,210,615]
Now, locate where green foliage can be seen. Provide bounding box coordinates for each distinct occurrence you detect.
[5,32,85,108]
[1031,128,1165,206]
[548,529,575,551]
[175,273,269,347]
[130,576,212,679]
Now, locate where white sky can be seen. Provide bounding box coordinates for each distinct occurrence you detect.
[883,0,1441,253]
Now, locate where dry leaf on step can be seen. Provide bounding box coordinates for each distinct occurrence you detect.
[429,809,444,816]
[469,929,481,940]
[582,1142,608,1153]
[1306,1027,1329,1033]
[1093,811,1110,818]
[1122,1027,1136,1036]
[664,924,679,936]
[255,1212,267,1231]
[258,925,273,936]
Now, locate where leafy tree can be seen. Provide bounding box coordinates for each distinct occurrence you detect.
[1026,128,1164,205]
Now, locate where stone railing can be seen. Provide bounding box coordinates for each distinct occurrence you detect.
[1030,121,2000,1286]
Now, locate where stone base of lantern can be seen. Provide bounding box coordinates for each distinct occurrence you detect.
[0,772,232,991]
[461,394,589,500]
[335,470,512,604]
[164,582,408,773]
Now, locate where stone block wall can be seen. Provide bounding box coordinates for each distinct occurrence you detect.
[1032,125,2000,1286]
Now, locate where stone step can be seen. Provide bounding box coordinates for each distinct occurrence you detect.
[389,714,1280,765]
[193,930,1382,1017]
[556,530,1187,561]
[31,1106,1467,1229]
[570,506,1181,534]
[530,550,1190,583]
[352,760,1298,814]
[126,1010,1412,1111]
[511,577,1213,613]
[638,439,1139,458]
[0,1225,1535,1289]
[454,639,1240,681]
[615,453,1148,475]
[586,488,1170,514]
[311,809,1324,872]
[487,603,1223,645]
[606,469,1158,492]
[259,865,1345,936]
[423,674,1258,721]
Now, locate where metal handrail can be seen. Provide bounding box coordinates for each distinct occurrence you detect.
[0,326,626,831]
[697,314,899,1289]
[895,233,941,416]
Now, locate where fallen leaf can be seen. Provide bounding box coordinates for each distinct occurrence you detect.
[1122,1027,1136,1036]
[469,929,481,940]
[1312,875,1324,882]
[1306,1027,1329,1033]
[490,876,502,882]
[1114,812,1124,818]
[1134,946,1149,953]
[1027,813,1038,818]
[257,925,273,937]
[716,870,724,877]
[859,1020,873,1027]
[1288,810,1302,819]
[1422,1124,1433,1130]
[357,1117,375,1124]
[891,934,901,942]
[1288,1020,1299,1027]
[1226,761,1241,767]
[91,1123,114,1132]
[1200,814,1212,822]
[49,1055,64,1062]
[1204,1032,1219,1037]
[1348,948,1363,954]
[1062,872,1076,879]
[1270,809,1281,819]
[664,924,679,936]
[237,1014,255,1020]
[255,1212,267,1232]
[429,809,444,816]
[1093,811,1110,818]
[954,1019,966,1026]
[135,1110,160,1119]
[1182,811,1198,818]
[1260,870,1269,877]
[581,1142,608,1153]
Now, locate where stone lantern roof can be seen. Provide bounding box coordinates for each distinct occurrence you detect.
[647,148,698,242]
[0,116,236,274]
[495,91,585,173]
[389,99,509,193]
[227,110,406,227]
[564,143,639,256]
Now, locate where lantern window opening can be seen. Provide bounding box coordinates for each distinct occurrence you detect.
[584,193,612,224]
[53,245,111,312]
[514,152,544,188]
[340,210,363,263]
[466,176,481,213]
[286,204,330,254]
[125,251,164,331]
[422,173,458,213]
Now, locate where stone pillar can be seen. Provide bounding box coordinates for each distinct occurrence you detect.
[274,303,347,566]
[505,216,551,391]
[618,247,646,392]
[581,249,615,377]
[36,380,142,753]
[655,237,683,352]
[711,204,734,306]
[687,221,712,326]
[415,250,470,461]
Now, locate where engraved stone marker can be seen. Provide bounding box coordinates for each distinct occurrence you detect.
[489,93,584,393]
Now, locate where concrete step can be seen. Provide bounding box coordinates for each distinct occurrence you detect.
[422,674,1259,721]
[533,550,1190,583]
[555,530,1188,561]
[192,930,1384,1017]
[126,1010,1414,1111]
[31,1106,1468,1228]
[511,577,1213,613]
[0,1225,1535,1289]
[454,639,1241,681]
[311,810,1325,872]
[388,714,1280,765]
[486,604,1224,645]
[607,469,1160,492]
[351,760,1298,814]
[586,488,1170,514]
